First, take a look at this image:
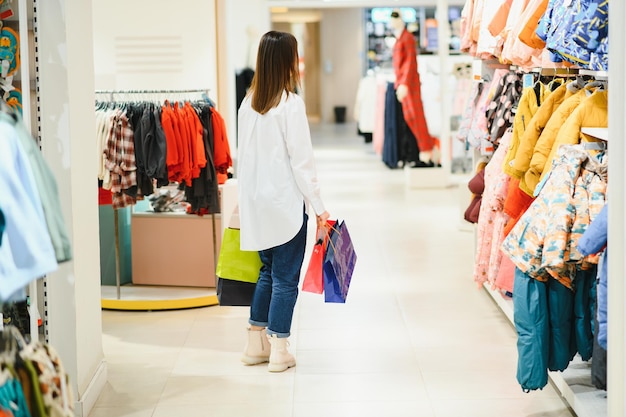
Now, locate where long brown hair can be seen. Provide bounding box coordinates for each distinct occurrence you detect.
[249,31,301,115]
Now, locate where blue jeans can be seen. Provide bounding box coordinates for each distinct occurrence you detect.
[249,210,308,338]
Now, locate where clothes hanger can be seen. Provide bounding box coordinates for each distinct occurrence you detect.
[546,77,564,92]
[585,79,607,89]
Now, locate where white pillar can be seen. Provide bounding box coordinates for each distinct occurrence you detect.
[216,0,271,151]
[608,0,625,415]
[437,0,451,173]
[36,0,106,416]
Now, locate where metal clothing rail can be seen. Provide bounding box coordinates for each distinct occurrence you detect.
[94,88,210,95]
[535,67,580,76]
[95,88,211,97]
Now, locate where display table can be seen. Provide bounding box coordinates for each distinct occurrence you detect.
[130,212,222,287]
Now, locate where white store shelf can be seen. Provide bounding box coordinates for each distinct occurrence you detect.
[581,127,609,141]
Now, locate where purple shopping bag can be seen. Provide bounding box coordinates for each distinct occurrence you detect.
[323,220,357,303]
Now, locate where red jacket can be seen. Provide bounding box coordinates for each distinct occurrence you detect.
[392,29,437,152]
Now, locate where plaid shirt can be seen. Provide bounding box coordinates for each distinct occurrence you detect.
[103,110,137,209]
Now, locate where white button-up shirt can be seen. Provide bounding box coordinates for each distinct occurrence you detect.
[237,91,325,251]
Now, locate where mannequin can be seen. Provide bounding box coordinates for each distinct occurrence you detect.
[389,10,438,166]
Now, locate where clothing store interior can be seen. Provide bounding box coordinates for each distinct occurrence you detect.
[1,0,624,416]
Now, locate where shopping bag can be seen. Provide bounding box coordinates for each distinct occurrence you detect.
[215,221,263,306]
[216,277,257,306]
[323,220,357,303]
[302,220,337,294]
[216,227,262,284]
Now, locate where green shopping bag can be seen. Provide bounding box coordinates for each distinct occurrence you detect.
[216,227,262,284]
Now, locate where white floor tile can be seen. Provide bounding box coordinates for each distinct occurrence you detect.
[405,315,517,348]
[293,373,429,403]
[87,406,155,417]
[158,375,294,406]
[431,398,573,417]
[413,344,519,373]
[297,325,413,351]
[171,347,271,376]
[293,401,436,417]
[421,369,561,400]
[295,348,420,374]
[152,403,294,417]
[94,378,167,407]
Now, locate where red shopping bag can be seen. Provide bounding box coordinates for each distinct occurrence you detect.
[302,220,336,294]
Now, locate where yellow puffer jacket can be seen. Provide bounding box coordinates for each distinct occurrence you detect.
[502,83,549,179]
[513,82,582,194]
[523,88,592,196]
[539,90,608,185]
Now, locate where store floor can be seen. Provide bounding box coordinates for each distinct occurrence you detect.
[88,123,574,417]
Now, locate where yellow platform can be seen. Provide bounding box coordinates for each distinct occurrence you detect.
[101,285,218,311]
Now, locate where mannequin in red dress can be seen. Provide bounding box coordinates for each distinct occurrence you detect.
[390,10,439,166]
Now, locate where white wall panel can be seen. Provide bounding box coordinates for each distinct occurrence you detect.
[37,0,106,415]
[92,0,217,98]
[216,0,271,150]
[320,8,363,123]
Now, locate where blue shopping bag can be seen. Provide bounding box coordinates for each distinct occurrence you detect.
[323,220,357,303]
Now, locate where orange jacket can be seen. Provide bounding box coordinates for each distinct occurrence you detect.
[210,107,232,184]
[517,0,549,50]
[161,102,181,182]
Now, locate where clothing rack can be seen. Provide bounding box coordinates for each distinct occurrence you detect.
[534,67,580,76]
[96,88,218,301]
[95,88,213,108]
[95,88,210,95]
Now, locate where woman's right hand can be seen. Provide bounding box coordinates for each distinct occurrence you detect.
[316,211,330,229]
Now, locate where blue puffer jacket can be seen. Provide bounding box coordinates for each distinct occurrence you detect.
[572,0,608,53]
[536,0,563,63]
[578,204,608,350]
[589,36,608,71]
[549,0,590,66]
[571,0,609,70]
[538,0,608,68]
